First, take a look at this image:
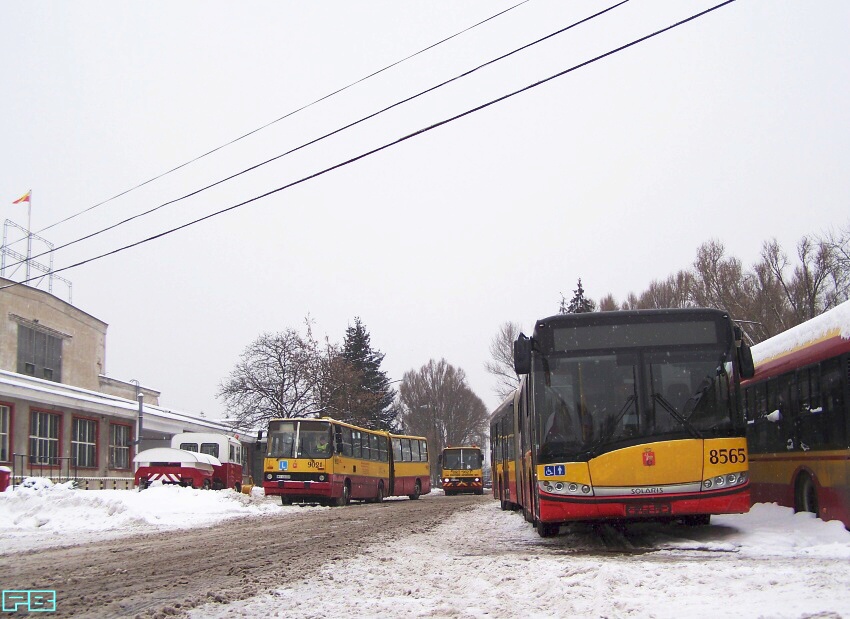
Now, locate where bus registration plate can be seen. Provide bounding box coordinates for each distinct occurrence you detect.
[626,502,671,517]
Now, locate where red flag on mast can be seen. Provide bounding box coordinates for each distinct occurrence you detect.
[12,190,31,204]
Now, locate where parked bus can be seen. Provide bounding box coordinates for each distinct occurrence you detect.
[135,432,244,491]
[390,433,432,500]
[491,308,755,536]
[439,446,485,495]
[742,299,850,527]
[262,417,429,505]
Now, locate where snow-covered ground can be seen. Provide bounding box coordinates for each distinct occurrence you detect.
[3,480,850,618]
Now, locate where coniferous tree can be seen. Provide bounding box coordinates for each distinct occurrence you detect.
[560,278,597,314]
[339,317,398,430]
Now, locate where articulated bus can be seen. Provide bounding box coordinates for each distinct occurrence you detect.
[262,417,430,506]
[491,308,755,536]
[439,446,485,495]
[742,299,850,527]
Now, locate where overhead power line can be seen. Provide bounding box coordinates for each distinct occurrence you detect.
[7,0,629,272]
[1,0,737,292]
[29,1,531,238]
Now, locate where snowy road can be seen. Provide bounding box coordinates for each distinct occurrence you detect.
[2,484,850,618]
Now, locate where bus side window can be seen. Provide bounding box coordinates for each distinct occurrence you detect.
[229,445,236,462]
[392,438,402,462]
[821,359,846,448]
[180,443,199,452]
[339,427,353,457]
[419,440,428,462]
[369,434,380,461]
[402,439,412,461]
[411,439,420,462]
[352,431,362,458]
[380,436,389,462]
[361,433,371,460]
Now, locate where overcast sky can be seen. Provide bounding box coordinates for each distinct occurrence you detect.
[2,1,848,419]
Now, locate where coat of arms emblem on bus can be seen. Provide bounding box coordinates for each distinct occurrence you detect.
[642,449,656,467]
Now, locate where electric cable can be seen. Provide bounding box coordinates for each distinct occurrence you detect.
[6,0,628,271]
[28,1,531,238]
[1,0,737,292]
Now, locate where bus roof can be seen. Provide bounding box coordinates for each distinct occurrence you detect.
[751,299,850,366]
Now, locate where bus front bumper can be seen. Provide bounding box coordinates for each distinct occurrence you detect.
[538,484,750,523]
[263,480,334,498]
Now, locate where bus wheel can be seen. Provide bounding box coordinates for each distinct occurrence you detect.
[234,483,241,493]
[202,479,211,490]
[336,481,351,507]
[375,482,384,504]
[409,481,421,500]
[537,521,559,537]
[795,473,819,515]
[280,496,292,506]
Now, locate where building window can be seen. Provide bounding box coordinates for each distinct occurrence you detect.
[109,423,131,469]
[30,411,61,465]
[0,405,10,462]
[17,324,63,383]
[72,418,98,468]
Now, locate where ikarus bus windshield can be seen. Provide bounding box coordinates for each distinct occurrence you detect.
[443,448,481,470]
[266,420,333,459]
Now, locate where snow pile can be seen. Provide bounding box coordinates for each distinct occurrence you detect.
[752,298,850,364]
[0,480,283,553]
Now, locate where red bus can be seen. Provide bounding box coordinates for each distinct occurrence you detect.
[135,432,244,491]
[491,308,755,536]
[743,299,850,527]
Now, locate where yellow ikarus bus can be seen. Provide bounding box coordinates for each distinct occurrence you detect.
[439,446,485,496]
[389,433,432,500]
[262,417,429,505]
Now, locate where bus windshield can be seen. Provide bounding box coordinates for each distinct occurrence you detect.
[267,420,333,459]
[536,346,737,462]
[443,449,481,470]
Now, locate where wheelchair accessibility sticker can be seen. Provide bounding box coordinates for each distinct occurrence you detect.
[543,465,565,477]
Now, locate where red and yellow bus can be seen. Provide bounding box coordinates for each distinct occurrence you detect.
[743,299,850,527]
[262,418,429,505]
[491,308,755,536]
[390,433,432,500]
[439,446,485,495]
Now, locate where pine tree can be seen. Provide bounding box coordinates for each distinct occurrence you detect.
[340,317,398,430]
[560,278,597,314]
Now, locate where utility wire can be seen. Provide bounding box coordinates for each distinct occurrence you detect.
[29,1,531,238]
[1,0,737,292]
[7,0,628,271]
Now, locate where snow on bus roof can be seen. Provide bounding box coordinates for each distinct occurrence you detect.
[133,447,222,467]
[751,299,850,364]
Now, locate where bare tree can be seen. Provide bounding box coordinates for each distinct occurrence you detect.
[218,329,318,432]
[484,321,521,400]
[397,359,490,482]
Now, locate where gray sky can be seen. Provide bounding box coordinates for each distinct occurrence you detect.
[2,1,848,418]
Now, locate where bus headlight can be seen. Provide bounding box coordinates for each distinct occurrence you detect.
[703,470,747,491]
[318,475,326,482]
[266,473,273,481]
[539,480,594,496]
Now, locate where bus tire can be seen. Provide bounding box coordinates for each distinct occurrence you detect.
[202,479,211,490]
[409,481,421,500]
[336,481,351,507]
[795,473,819,516]
[234,483,242,493]
[373,482,384,504]
[280,496,292,506]
[537,521,559,537]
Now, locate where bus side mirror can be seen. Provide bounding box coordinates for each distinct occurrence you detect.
[437,454,442,466]
[514,334,532,375]
[479,453,485,466]
[738,343,755,379]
